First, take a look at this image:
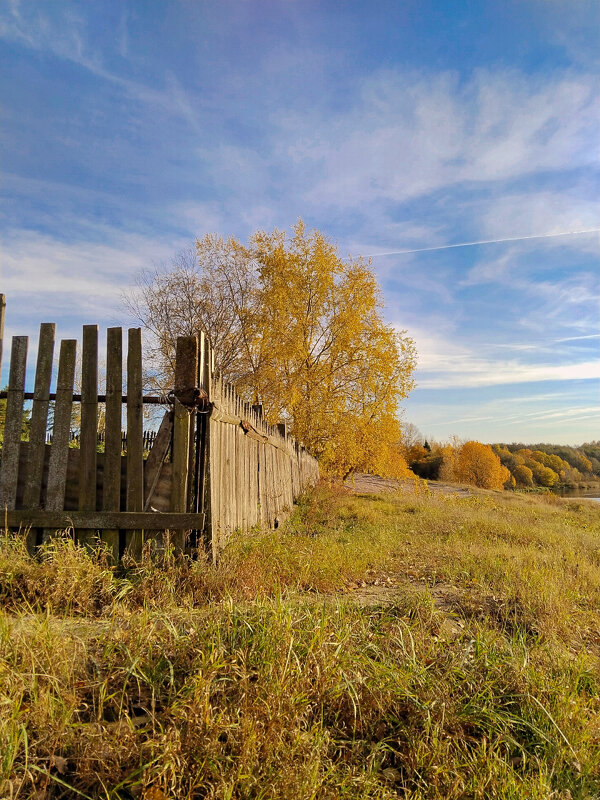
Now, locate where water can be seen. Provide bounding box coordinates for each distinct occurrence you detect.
[557,489,600,503]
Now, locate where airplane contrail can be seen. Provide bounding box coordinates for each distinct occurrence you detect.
[366,227,600,257]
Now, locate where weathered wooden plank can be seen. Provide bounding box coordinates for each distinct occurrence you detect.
[46,339,77,513]
[144,410,173,509]
[200,337,213,556]
[227,384,235,538]
[78,325,98,544]
[217,376,225,550]
[171,335,198,552]
[5,510,205,530]
[102,327,122,561]
[126,328,144,558]
[191,330,204,524]
[0,336,28,510]
[0,294,5,383]
[23,323,56,511]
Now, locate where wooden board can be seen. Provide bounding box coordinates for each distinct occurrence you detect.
[0,336,28,510]
[45,339,77,514]
[78,325,98,543]
[23,323,56,513]
[102,327,122,560]
[5,510,205,530]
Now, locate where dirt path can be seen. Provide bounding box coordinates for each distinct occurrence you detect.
[345,472,473,497]
[339,473,473,631]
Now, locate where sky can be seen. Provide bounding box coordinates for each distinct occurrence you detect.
[1,0,599,445]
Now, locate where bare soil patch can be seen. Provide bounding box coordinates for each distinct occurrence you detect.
[345,472,473,497]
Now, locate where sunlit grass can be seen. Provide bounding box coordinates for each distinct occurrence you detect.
[1,483,599,798]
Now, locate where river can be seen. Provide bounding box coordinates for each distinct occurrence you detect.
[557,489,600,503]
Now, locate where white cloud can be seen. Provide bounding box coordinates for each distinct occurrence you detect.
[0,229,182,310]
[402,326,600,390]
[291,68,598,211]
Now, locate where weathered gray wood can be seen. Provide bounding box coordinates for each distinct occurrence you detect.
[0,336,28,510]
[144,410,173,509]
[126,328,144,558]
[5,510,205,530]
[78,325,98,538]
[45,339,77,519]
[23,323,56,511]
[0,294,5,383]
[171,336,198,551]
[102,327,122,561]
[194,332,211,551]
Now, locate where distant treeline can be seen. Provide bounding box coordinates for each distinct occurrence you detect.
[492,442,600,490]
[408,439,600,491]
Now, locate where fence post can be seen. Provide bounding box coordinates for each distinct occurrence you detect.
[171,336,198,553]
[195,332,213,555]
[0,294,5,382]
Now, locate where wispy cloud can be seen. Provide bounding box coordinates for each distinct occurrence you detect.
[0,228,181,307]
[291,69,598,211]
[0,1,203,130]
[403,327,600,390]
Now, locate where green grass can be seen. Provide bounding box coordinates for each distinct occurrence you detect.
[1,483,599,798]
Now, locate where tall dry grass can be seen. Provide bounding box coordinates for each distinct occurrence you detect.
[1,483,599,798]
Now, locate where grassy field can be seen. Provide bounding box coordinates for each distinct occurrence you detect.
[1,483,599,799]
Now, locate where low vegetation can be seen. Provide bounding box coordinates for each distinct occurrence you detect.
[1,483,599,798]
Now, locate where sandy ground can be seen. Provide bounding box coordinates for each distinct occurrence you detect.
[344,472,472,497]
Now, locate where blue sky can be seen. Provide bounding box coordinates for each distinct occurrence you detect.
[1,0,598,444]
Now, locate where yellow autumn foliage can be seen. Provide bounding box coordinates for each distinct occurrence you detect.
[246,222,416,477]
[126,221,417,479]
[441,440,510,490]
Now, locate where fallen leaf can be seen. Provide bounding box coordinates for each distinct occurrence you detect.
[50,755,68,774]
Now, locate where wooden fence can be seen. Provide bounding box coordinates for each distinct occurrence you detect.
[0,295,319,559]
[208,373,321,556]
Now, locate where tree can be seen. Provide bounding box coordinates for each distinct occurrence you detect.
[124,242,255,391]
[442,440,510,490]
[125,221,417,478]
[400,422,424,450]
[513,464,534,487]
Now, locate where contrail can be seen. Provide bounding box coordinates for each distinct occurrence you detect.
[366,227,600,257]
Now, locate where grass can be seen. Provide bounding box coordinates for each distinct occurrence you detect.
[1,482,599,798]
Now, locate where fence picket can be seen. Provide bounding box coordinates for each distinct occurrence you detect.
[78,325,98,547]
[22,323,55,514]
[126,328,144,558]
[102,327,122,561]
[45,339,77,514]
[0,336,28,511]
